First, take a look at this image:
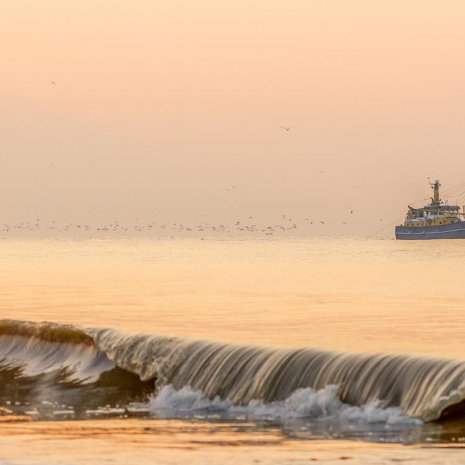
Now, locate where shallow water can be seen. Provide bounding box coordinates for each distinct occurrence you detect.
[1,237,465,464]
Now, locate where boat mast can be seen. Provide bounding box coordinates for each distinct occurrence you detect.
[430,179,441,206]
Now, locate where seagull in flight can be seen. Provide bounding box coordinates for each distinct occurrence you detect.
[280,126,291,131]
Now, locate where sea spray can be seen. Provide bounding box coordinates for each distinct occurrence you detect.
[150,384,421,425]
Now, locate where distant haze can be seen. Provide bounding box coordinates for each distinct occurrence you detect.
[2,1,465,235]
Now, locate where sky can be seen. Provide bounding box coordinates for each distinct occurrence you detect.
[2,0,465,233]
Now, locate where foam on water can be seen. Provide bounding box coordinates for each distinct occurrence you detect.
[150,385,421,425]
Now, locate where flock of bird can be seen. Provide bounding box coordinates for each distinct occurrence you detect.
[8,101,363,238]
[0,213,363,239]
[39,84,388,238]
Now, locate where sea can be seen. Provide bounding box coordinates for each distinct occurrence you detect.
[1,236,465,465]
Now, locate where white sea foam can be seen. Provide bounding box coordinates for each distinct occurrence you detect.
[149,385,421,425]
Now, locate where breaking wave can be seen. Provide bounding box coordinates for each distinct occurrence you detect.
[1,319,465,422]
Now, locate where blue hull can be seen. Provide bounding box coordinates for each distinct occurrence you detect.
[396,222,465,240]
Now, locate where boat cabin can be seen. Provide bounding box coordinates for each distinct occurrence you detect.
[402,180,462,228]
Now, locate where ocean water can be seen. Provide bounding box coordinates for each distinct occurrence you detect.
[1,237,465,464]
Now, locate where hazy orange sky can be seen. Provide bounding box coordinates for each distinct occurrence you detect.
[2,1,465,233]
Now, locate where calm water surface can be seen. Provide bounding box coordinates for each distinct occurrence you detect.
[1,237,465,464]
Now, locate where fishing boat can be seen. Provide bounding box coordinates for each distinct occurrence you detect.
[395,180,465,240]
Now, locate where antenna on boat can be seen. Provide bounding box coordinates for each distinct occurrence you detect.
[428,178,441,205]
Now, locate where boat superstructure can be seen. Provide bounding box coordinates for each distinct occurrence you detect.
[395,180,465,240]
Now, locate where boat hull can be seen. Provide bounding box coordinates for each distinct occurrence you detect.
[395,222,465,240]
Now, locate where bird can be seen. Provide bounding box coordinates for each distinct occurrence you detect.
[50,81,56,85]
[350,210,354,214]
[280,126,291,131]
